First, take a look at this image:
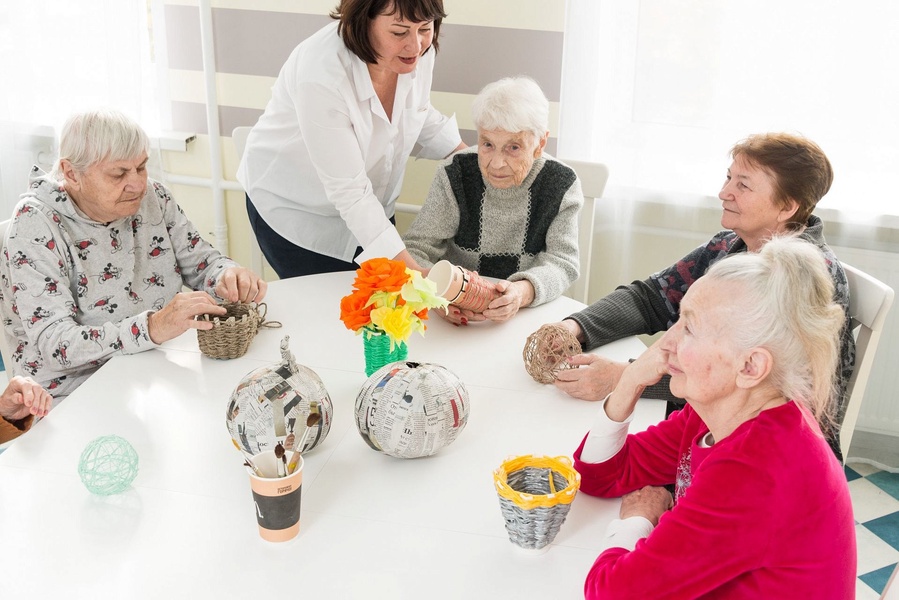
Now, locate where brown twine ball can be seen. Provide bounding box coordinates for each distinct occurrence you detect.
[522,324,581,384]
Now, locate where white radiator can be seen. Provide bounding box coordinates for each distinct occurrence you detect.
[831,245,899,437]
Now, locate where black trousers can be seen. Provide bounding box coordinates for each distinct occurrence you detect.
[245,195,394,278]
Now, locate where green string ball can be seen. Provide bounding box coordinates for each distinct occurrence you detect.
[77,435,139,495]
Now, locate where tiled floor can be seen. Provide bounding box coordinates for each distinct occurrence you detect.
[1,358,896,595]
[848,462,899,598]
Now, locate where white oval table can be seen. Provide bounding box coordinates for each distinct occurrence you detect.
[0,272,662,599]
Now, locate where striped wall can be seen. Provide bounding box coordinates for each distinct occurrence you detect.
[157,0,567,271]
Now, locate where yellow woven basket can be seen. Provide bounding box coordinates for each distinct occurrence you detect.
[494,455,581,551]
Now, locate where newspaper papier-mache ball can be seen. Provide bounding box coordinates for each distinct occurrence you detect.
[355,361,470,459]
[522,324,581,384]
[226,335,333,456]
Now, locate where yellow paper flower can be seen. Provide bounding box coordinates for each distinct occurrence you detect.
[370,304,415,345]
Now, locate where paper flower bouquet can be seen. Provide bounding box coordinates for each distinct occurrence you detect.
[340,258,448,375]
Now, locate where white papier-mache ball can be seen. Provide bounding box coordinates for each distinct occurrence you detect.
[226,336,332,456]
[355,361,470,458]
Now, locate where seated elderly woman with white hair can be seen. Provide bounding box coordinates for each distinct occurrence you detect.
[403,76,582,323]
[0,109,267,400]
[575,236,855,598]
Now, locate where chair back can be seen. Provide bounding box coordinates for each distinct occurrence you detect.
[840,262,895,459]
[0,219,16,375]
[558,159,610,304]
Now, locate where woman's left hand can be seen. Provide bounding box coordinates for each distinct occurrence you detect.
[620,486,673,527]
[482,280,534,322]
[215,267,268,303]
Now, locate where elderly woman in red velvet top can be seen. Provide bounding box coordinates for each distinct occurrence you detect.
[574,236,855,599]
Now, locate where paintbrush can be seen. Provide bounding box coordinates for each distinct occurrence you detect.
[232,439,262,477]
[274,442,287,477]
[287,412,321,475]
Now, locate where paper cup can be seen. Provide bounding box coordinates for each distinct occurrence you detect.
[427,260,499,313]
[247,450,303,542]
[428,260,466,302]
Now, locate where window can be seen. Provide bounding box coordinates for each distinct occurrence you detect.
[0,0,159,216]
[560,0,899,220]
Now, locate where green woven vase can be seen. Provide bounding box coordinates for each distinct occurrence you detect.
[362,331,408,376]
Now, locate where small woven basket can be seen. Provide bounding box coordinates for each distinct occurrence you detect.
[197,302,274,359]
[494,455,581,552]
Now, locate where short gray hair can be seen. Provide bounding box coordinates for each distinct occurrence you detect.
[53,109,150,177]
[705,235,844,426]
[471,77,549,140]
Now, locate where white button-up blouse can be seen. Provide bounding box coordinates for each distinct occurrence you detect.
[237,22,461,264]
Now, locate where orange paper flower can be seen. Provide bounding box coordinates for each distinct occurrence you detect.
[352,257,409,296]
[339,290,374,331]
[339,258,448,348]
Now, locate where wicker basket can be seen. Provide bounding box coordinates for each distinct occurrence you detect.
[197,302,274,359]
[494,455,581,553]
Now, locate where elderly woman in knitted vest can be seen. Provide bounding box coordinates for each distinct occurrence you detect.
[403,77,582,324]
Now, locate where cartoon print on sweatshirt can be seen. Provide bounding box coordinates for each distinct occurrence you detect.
[0,170,237,399]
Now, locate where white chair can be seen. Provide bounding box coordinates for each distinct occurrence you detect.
[559,158,610,304]
[231,126,265,275]
[882,562,899,599]
[839,263,895,460]
[0,219,15,375]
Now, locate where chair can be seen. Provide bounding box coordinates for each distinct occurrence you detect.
[231,126,265,275]
[839,263,895,460]
[558,159,610,304]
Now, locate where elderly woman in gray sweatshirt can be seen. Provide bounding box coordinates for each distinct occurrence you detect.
[404,76,582,324]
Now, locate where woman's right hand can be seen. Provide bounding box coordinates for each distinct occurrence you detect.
[147,291,227,344]
[603,338,670,422]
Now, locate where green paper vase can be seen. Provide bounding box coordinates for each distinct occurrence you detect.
[362,331,408,376]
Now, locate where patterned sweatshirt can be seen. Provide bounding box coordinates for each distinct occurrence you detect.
[574,401,856,599]
[566,217,855,459]
[403,148,582,306]
[0,167,236,398]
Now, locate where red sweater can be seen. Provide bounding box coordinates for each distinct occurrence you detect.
[574,402,856,599]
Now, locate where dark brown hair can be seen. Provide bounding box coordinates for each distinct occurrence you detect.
[331,0,446,64]
[730,133,834,229]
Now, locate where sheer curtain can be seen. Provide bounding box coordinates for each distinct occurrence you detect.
[560,0,899,220]
[0,0,159,217]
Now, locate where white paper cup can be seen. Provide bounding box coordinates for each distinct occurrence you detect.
[428,260,465,302]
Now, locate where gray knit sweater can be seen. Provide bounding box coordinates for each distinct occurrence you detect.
[403,148,582,306]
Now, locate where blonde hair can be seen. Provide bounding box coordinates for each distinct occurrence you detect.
[53,109,150,178]
[706,236,844,425]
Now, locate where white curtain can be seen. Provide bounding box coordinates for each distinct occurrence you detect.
[0,0,159,218]
[560,0,899,220]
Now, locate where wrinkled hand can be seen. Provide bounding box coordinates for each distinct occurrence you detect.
[482,280,534,323]
[620,486,673,527]
[148,291,227,344]
[215,267,267,303]
[553,354,627,401]
[436,304,485,326]
[0,376,52,422]
[617,337,670,392]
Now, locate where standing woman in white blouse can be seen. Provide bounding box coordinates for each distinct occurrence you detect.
[238,0,465,277]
